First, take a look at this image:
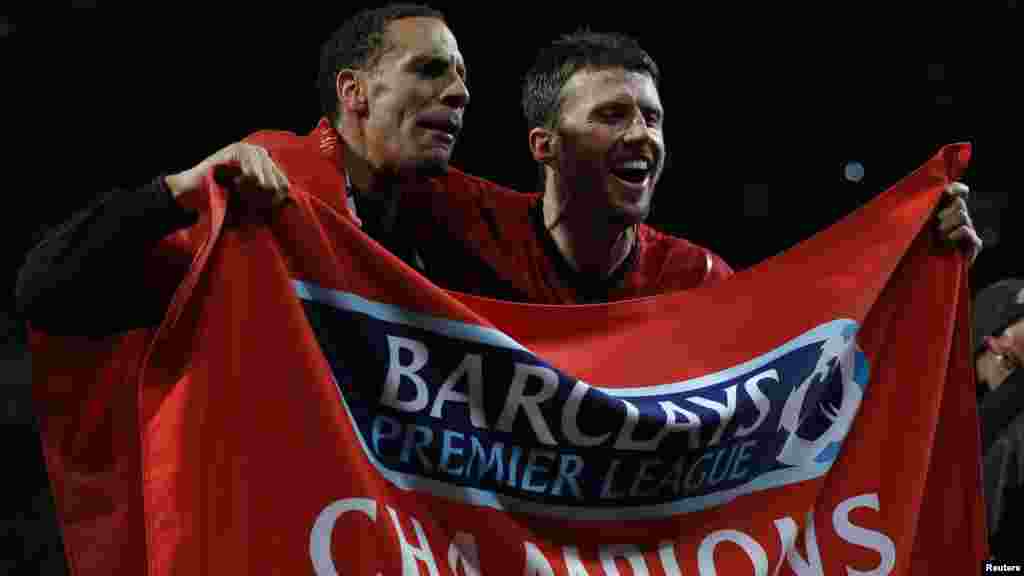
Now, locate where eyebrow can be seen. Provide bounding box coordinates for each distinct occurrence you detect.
[595,97,663,116]
[407,53,468,80]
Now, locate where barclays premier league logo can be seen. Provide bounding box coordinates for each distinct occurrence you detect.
[296,281,870,520]
[776,324,869,469]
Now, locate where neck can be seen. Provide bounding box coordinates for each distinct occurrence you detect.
[542,191,634,278]
[336,118,402,235]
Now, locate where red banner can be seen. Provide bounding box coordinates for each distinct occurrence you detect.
[33,143,986,575]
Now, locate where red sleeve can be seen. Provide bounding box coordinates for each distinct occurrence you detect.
[631,226,733,296]
[706,250,734,283]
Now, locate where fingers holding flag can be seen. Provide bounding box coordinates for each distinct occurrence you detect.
[936,181,983,265]
[167,142,293,215]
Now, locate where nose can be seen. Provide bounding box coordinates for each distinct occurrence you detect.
[985,335,1001,354]
[441,74,470,110]
[985,333,1017,356]
[622,112,653,144]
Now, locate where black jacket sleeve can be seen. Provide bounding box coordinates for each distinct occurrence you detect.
[15,177,199,337]
[981,408,1024,560]
[980,376,1024,455]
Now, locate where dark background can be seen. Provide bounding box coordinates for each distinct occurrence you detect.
[2,7,1020,573]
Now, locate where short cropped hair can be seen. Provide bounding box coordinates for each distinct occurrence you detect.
[318,4,445,121]
[522,30,661,131]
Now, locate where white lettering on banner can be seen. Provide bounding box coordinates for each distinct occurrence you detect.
[309,492,898,574]
[373,412,591,499]
[401,424,435,472]
[524,542,556,576]
[310,498,376,576]
[496,363,560,445]
[614,399,671,451]
[736,370,777,437]
[431,354,488,429]
[440,430,466,475]
[563,381,611,447]
[658,540,684,576]
[595,438,760,501]
[448,532,481,576]
[600,543,650,575]
[376,338,790,456]
[658,400,703,450]
[600,459,625,499]
[563,546,592,575]
[521,450,557,494]
[687,386,738,447]
[697,530,770,576]
[382,336,431,412]
[466,434,504,482]
[776,510,824,576]
[771,517,799,576]
[551,454,584,498]
[832,494,896,576]
[630,459,663,498]
[650,440,759,494]
[386,506,440,576]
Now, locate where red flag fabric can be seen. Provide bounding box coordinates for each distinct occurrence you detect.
[32,143,986,575]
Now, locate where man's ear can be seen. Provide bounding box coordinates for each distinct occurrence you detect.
[337,69,368,115]
[529,126,557,164]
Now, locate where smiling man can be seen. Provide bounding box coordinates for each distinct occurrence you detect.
[412,30,981,304]
[522,32,729,301]
[402,31,734,304]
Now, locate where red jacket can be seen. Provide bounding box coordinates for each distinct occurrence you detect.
[411,167,733,303]
[259,118,734,304]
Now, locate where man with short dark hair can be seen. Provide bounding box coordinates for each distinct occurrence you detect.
[19,4,471,334]
[16,6,478,574]
[524,31,732,299]
[313,3,468,244]
[411,30,980,303]
[403,31,733,304]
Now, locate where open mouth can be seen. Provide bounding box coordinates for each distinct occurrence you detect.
[610,158,653,185]
[420,121,458,136]
[417,112,461,144]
